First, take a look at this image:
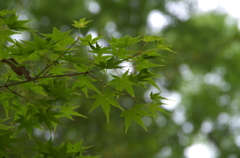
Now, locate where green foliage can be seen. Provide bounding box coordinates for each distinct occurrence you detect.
[34,138,99,158]
[0,9,172,157]
[72,18,92,29]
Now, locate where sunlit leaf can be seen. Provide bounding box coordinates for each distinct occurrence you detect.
[72,18,92,29]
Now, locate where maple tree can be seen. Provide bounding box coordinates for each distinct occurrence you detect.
[0,9,173,157]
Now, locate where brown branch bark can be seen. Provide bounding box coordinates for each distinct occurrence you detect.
[1,58,32,80]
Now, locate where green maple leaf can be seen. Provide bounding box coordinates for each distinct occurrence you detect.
[58,105,86,120]
[35,107,61,130]
[94,56,123,69]
[135,58,162,70]
[88,41,110,55]
[90,91,123,123]
[121,104,152,133]
[109,70,135,96]
[79,34,104,45]
[109,35,141,48]
[42,27,74,51]
[72,18,92,29]
[148,102,170,116]
[129,68,156,84]
[73,75,101,97]
[150,92,167,103]
[143,35,163,42]
[0,9,15,17]
[1,10,31,31]
[0,129,22,152]
[42,27,72,41]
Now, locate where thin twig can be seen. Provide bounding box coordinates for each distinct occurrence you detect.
[5,86,30,101]
[123,42,149,61]
[87,73,144,104]
[0,68,103,88]
[36,37,80,78]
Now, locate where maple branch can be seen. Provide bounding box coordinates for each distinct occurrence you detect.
[0,58,33,80]
[5,86,24,98]
[0,68,103,88]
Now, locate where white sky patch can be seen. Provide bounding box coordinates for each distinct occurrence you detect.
[229,115,240,133]
[105,21,121,38]
[182,121,194,134]
[197,0,222,12]
[162,91,181,110]
[119,61,134,74]
[217,112,229,125]
[179,64,193,81]
[98,38,108,47]
[156,146,172,157]
[204,73,222,85]
[105,21,116,33]
[18,11,28,21]
[86,28,98,38]
[235,134,240,147]
[87,1,101,14]
[147,1,240,32]
[201,120,214,134]
[166,1,190,21]
[219,0,240,18]
[197,0,240,28]
[44,130,55,140]
[147,10,170,32]
[185,143,215,158]
[9,31,30,46]
[173,107,186,125]
[197,0,240,18]
[10,34,24,41]
[34,128,44,136]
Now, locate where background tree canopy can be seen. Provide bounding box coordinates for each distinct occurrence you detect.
[1,0,240,158]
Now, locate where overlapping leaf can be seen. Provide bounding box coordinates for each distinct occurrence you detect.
[109,70,135,96]
[109,35,141,48]
[90,91,124,123]
[120,104,152,133]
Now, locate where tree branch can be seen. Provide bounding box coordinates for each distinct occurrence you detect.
[0,68,103,88]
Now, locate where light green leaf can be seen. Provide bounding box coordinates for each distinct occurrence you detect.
[143,35,163,42]
[90,92,123,123]
[30,85,47,96]
[73,75,101,97]
[148,102,170,116]
[72,18,92,29]
[2,100,9,118]
[58,105,86,120]
[109,70,135,96]
[109,35,141,48]
[121,104,150,133]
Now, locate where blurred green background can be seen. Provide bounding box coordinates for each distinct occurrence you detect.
[1,0,240,157]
